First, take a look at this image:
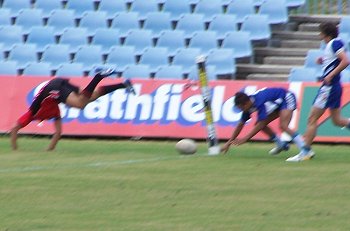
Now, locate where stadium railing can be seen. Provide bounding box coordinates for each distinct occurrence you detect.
[292,0,350,15]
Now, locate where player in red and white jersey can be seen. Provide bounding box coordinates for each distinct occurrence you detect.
[11,68,135,151]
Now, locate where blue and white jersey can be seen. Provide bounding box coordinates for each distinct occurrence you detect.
[321,38,345,84]
[312,38,345,109]
[240,88,296,122]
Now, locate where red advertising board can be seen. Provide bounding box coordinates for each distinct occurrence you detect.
[1,76,295,140]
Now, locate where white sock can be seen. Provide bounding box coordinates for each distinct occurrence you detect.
[292,133,305,150]
[271,135,284,147]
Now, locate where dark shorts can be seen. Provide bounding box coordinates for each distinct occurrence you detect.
[313,84,342,109]
[30,78,79,114]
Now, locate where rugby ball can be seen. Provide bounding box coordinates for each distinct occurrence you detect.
[175,139,197,155]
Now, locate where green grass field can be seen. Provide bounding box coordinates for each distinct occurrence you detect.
[1,136,350,231]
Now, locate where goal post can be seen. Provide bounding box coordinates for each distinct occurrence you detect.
[196,55,220,155]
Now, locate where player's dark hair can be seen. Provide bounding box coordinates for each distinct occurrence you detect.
[234,92,250,106]
[319,22,338,39]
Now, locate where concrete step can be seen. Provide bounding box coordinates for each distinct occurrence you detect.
[254,47,309,63]
[237,64,295,76]
[272,31,320,40]
[289,14,340,24]
[280,39,321,49]
[264,56,305,65]
[255,47,309,56]
[298,23,320,32]
[246,73,289,81]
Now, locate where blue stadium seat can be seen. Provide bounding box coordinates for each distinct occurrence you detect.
[59,27,89,52]
[175,14,205,39]
[98,0,127,19]
[143,12,172,37]
[65,0,95,18]
[91,28,121,53]
[193,0,223,22]
[341,69,350,83]
[2,0,31,16]
[221,0,232,5]
[26,26,56,52]
[226,0,255,24]
[105,46,136,72]
[122,64,151,79]
[172,48,201,72]
[129,0,159,20]
[41,44,71,69]
[162,0,191,21]
[154,65,183,79]
[253,0,264,7]
[221,31,253,59]
[241,14,271,41]
[304,49,324,77]
[47,10,76,35]
[139,47,169,71]
[189,0,201,6]
[156,30,185,56]
[339,33,350,51]
[206,48,236,78]
[79,11,108,35]
[34,0,63,17]
[288,67,317,82]
[208,14,238,40]
[22,62,52,76]
[339,16,350,36]
[87,64,118,77]
[15,9,44,31]
[258,0,288,25]
[0,8,12,25]
[188,64,217,80]
[286,0,306,8]
[123,29,153,55]
[188,31,218,53]
[73,45,104,71]
[111,12,140,36]
[8,43,38,68]
[55,63,85,77]
[0,61,19,75]
[0,44,4,59]
[0,25,23,48]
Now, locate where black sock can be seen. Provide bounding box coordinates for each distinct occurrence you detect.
[98,83,126,96]
[81,74,104,98]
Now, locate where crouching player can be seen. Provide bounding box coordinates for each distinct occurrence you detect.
[221,87,314,161]
[11,68,135,151]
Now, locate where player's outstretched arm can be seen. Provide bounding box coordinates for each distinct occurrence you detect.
[47,119,62,151]
[233,120,268,146]
[221,122,245,154]
[10,124,21,150]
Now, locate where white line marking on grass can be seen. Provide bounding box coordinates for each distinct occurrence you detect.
[0,155,200,174]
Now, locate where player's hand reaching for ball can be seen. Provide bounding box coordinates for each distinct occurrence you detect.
[221,141,232,154]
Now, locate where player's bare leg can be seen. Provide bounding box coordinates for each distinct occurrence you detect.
[303,107,325,146]
[89,79,136,102]
[10,124,21,150]
[65,68,117,109]
[330,108,350,127]
[260,111,290,155]
[286,108,319,162]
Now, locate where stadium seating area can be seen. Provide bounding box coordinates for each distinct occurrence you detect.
[0,0,313,80]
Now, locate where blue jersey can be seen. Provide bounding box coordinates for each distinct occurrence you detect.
[240,88,296,122]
